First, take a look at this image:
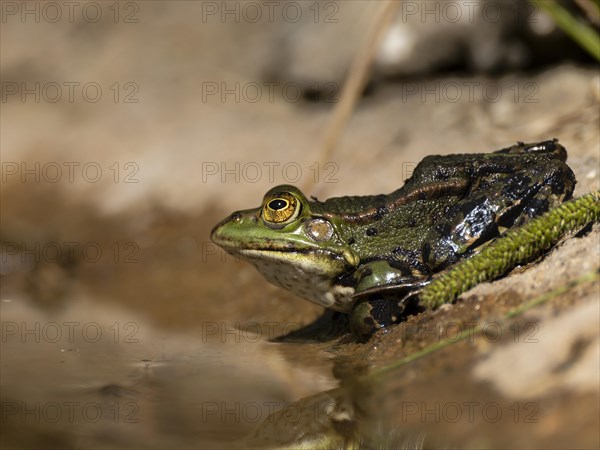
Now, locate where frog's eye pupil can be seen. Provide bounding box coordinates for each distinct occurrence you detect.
[262,193,300,227]
[268,199,288,210]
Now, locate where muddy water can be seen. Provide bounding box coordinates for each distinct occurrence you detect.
[1,296,338,449]
[0,192,344,448]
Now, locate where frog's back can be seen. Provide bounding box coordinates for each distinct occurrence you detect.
[311,194,389,216]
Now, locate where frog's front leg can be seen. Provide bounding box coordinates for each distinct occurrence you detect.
[424,159,576,270]
[347,261,427,340]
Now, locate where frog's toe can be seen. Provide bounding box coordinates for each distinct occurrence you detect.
[349,294,422,342]
[350,298,396,342]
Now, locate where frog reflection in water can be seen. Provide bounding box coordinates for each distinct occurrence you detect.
[211,140,576,339]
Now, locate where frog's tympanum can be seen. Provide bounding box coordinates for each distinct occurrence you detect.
[211,140,576,339]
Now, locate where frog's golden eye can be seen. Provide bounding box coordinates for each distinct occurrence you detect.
[262,192,300,226]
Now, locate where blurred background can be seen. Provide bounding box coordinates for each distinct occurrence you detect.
[1,1,599,448]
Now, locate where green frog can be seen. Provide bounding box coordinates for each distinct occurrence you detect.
[211,140,576,339]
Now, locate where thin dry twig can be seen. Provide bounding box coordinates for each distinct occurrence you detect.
[307,0,402,192]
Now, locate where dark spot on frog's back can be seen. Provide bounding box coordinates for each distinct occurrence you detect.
[375,205,388,220]
[366,228,378,237]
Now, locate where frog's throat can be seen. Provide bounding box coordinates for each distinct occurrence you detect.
[231,248,358,310]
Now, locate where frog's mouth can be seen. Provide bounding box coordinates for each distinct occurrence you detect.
[222,245,350,274]
[211,232,323,255]
[213,233,359,271]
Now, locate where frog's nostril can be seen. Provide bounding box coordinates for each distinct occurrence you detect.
[231,213,241,222]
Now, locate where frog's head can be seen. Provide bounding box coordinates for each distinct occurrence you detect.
[211,185,360,309]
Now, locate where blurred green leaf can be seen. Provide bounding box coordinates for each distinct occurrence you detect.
[532,0,600,61]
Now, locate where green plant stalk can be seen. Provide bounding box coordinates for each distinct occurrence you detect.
[420,191,600,309]
[369,269,598,379]
[532,0,600,61]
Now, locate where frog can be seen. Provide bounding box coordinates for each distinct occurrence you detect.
[211,140,576,340]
